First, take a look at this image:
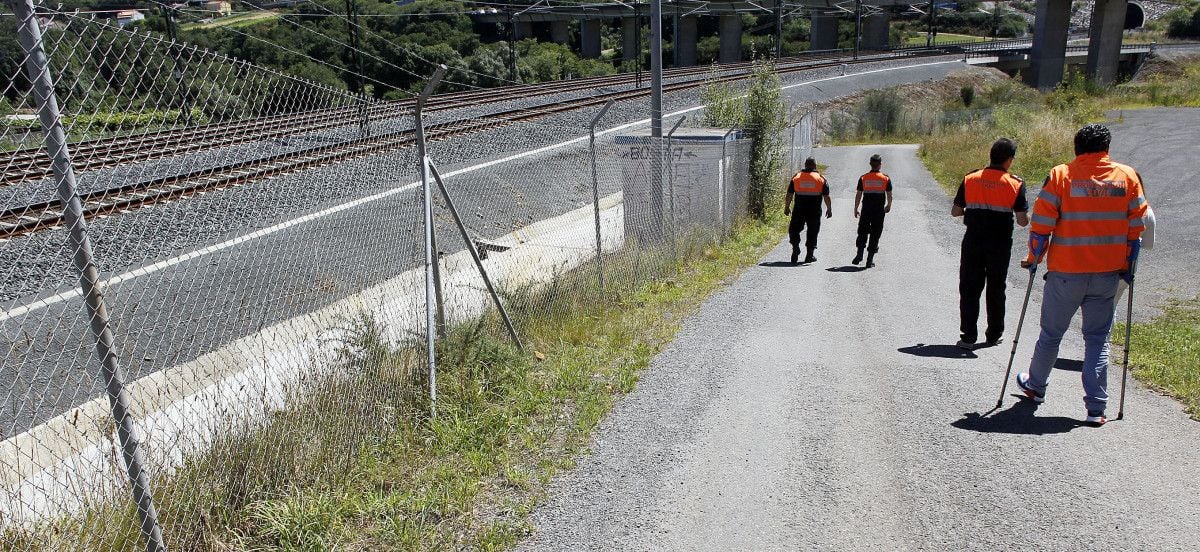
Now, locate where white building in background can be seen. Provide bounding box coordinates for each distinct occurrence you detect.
[204,0,233,16]
[115,10,145,27]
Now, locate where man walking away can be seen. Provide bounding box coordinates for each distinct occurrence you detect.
[785,157,833,263]
[1017,124,1148,427]
[953,138,1029,350]
[853,154,893,268]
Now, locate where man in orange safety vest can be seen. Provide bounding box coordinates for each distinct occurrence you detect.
[1016,124,1149,427]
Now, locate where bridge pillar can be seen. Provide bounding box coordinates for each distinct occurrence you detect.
[810,13,838,51]
[862,13,890,50]
[1025,0,1072,91]
[551,20,570,44]
[622,17,639,61]
[1086,0,1127,85]
[719,14,742,63]
[581,19,602,58]
[677,15,698,66]
[514,20,533,40]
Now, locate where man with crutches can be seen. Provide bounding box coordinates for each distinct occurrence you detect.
[1014,124,1149,427]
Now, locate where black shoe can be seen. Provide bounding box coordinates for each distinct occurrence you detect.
[865,254,876,268]
[983,336,1004,347]
[804,247,817,263]
[852,249,864,265]
[790,246,800,264]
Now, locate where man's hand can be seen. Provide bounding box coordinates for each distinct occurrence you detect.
[784,206,790,216]
[1020,259,1035,270]
[1120,272,1134,284]
[826,209,833,219]
[884,205,892,214]
[854,208,860,219]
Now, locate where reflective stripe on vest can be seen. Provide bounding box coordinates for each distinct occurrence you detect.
[962,167,1022,214]
[861,172,888,194]
[1031,153,1148,273]
[792,171,825,196]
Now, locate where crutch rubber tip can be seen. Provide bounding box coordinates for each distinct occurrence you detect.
[995,399,1003,409]
[1117,412,1124,420]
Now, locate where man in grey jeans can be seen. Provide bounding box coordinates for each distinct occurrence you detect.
[1016,124,1150,426]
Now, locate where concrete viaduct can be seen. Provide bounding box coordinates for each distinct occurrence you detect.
[471,1,1145,88]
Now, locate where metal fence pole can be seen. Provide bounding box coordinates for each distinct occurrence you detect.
[720,127,737,239]
[416,64,447,417]
[10,1,166,549]
[666,116,685,266]
[428,162,525,352]
[589,99,614,291]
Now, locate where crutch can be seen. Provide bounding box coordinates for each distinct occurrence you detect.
[997,266,1037,409]
[1117,276,1135,420]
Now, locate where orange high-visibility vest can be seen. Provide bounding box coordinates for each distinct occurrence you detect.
[1030,153,1148,273]
[792,171,826,196]
[963,167,1024,213]
[860,171,889,194]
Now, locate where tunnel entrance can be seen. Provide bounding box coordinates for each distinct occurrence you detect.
[1125,2,1145,30]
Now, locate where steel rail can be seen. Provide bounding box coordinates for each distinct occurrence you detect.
[0,50,944,239]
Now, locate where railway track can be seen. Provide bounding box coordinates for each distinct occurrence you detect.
[0,48,878,189]
[0,50,941,240]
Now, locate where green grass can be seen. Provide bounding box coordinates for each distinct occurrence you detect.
[2,214,786,550]
[180,11,280,31]
[902,33,989,47]
[916,60,1200,194]
[1115,297,1200,420]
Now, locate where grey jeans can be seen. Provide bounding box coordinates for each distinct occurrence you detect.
[1024,271,1120,412]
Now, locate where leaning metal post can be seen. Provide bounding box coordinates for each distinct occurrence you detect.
[720,127,737,239]
[428,162,525,352]
[666,116,686,266]
[416,64,447,417]
[11,1,166,550]
[589,99,615,291]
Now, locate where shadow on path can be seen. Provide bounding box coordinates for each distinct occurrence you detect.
[759,261,802,268]
[898,343,977,359]
[952,399,1084,435]
[826,265,867,273]
[1054,358,1083,372]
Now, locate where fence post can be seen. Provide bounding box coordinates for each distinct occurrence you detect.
[428,162,524,352]
[416,64,447,418]
[720,127,737,239]
[589,99,614,291]
[666,116,685,266]
[9,2,166,550]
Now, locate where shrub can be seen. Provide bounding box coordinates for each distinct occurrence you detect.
[960,85,976,107]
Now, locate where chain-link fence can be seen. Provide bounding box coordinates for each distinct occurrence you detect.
[1,3,770,549]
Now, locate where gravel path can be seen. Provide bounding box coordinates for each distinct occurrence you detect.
[517,145,1200,551]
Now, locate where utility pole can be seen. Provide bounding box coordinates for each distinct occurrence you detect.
[854,0,862,60]
[927,0,937,47]
[635,3,642,87]
[651,0,664,238]
[774,0,783,58]
[508,11,518,83]
[159,4,192,126]
[650,0,662,138]
[345,0,368,135]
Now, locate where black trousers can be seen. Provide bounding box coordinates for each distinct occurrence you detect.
[959,234,1013,343]
[855,210,885,252]
[788,208,822,248]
